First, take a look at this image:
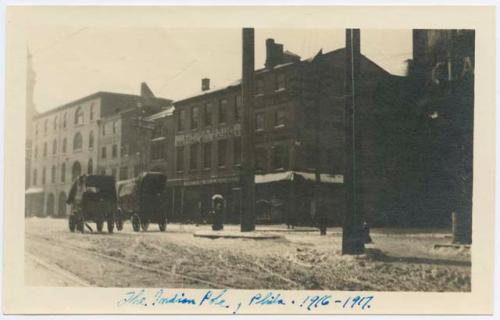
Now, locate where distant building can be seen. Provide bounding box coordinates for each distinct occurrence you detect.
[148,38,390,225]
[25,84,172,217]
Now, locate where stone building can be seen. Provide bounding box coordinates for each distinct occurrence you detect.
[25,84,172,217]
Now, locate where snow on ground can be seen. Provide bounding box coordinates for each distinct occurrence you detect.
[25,217,470,291]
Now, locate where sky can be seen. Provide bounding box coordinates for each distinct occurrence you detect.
[27,28,412,113]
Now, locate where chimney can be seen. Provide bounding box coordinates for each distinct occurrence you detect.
[140,82,155,98]
[265,38,284,69]
[201,78,210,91]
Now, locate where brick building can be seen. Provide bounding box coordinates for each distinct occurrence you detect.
[25,84,172,217]
[149,38,390,225]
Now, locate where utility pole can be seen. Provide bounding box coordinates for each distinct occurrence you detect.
[342,29,365,254]
[240,27,256,232]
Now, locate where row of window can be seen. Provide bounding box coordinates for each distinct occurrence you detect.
[35,104,96,136]
[255,73,286,95]
[174,139,288,172]
[32,160,93,186]
[101,144,120,159]
[34,131,95,159]
[177,96,243,132]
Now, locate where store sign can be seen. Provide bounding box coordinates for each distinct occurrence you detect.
[175,124,241,146]
[431,56,474,85]
[184,175,239,186]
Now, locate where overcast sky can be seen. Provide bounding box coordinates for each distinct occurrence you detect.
[27,28,412,113]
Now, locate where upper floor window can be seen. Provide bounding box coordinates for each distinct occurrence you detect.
[35,122,39,136]
[101,146,107,159]
[112,121,117,134]
[73,132,83,151]
[275,73,286,90]
[44,119,48,133]
[32,169,38,186]
[256,79,265,95]
[255,147,267,171]
[61,163,66,182]
[89,131,94,149]
[177,109,186,132]
[204,103,212,126]
[90,103,95,121]
[102,123,106,136]
[274,109,286,128]
[34,145,38,159]
[233,138,242,165]
[203,142,212,169]
[272,144,288,170]
[189,144,199,170]
[74,107,84,125]
[218,99,227,124]
[51,165,56,183]
[52,139,57,154]
[255,113,265,131]
[191,106,200,130]
[53,116,58,130]
[43,142,47,157]
[218,139,227,167]
[63,113,67,128]
[42,167,46,185]
[112,145,118,158]
[176,146,184,172]
[234,103,242,123]
[62,138,67,153]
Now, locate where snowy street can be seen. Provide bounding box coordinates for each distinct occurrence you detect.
[25,218,470,291]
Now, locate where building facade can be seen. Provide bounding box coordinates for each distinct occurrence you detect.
[148,38,390,226]
[25,85,172,217]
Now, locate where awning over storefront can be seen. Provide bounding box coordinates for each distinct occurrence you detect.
[25,187,44,195]
[254,171,343,184]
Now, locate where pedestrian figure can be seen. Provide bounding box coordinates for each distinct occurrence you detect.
[67,175,88,232]
[314,200,328,236]
[363,221,373,244]
[211,194,225,231]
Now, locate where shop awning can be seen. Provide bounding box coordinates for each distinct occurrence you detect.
[25,187,44,195]
[254,171,343,184]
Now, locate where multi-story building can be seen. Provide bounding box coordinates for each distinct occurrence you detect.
[149,38,390,225]
[25,84,172,217]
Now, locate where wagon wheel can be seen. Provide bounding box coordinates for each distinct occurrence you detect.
[76,217,84,233]
[131,214,141,232]
[107,214,114,233]
[96,220,104,232]
[158,217,167,232]
[115,218,123,231]
[68,215,76,232]
[141,222,149,232]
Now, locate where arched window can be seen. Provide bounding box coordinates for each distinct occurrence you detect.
[42,167,46,185]
[44,119,48,133]
[51,165,56,183]
[35,122,39,136]
[52,139,57,154]
[61,163,66,182]
[53,116,58,130]
[63,113,67,128]
[33,169,37,186]
[72,161,81,181]
[73,132,83,151]
[62,137,67,153]
[89,131,94,149]
[74,107,84,125]
[34,145,38,159]
[90,103,95,121]
[88,158,93,174]
[43,142,47,157]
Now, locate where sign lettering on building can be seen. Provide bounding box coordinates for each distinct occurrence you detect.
[175,124,241,146]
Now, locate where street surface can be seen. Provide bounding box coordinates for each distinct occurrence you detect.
[25,217,470,291]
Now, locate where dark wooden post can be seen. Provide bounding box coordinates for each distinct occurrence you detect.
[342,29,365,254]
[240,28,256,232]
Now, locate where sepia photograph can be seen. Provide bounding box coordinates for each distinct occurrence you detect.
[2,5,496,315]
